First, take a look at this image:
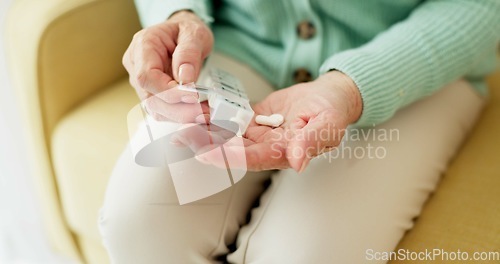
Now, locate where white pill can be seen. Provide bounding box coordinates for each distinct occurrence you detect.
[255,114,284,127]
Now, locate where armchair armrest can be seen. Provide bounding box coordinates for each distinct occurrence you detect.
[5,0,140,260]
[7,0,141,133]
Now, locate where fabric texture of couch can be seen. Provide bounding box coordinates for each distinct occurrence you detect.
[5,0,499,263]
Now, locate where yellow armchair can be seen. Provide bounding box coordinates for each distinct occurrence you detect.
[391,65,500,263]
[6,0,140,262]
[5,0,500,263]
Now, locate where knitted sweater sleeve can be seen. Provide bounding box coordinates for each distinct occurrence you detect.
[134,0,213,27]
[319,0,500,127]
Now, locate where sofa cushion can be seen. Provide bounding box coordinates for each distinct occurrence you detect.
[51,79,138,242]
[390,71,500,262]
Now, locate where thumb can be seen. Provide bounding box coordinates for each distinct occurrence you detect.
[172,26,212,84]
[286,111,346,173]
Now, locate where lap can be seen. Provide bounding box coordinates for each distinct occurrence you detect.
[101,50,484,263]
[228,79,484,263]
[99,142,273,263]
[99,52,276,264]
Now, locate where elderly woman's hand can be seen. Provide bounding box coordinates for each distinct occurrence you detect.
[123,11,213,122]
[190,71,362,172]
[241,71,362,171]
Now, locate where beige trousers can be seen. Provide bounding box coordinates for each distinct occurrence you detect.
[98,53,484,264]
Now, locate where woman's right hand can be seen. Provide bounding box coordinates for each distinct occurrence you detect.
[123,11,214,122]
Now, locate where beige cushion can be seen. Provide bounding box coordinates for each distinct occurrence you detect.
[51,79,138,245]
[6,0,140,259]
[390,71,500,262]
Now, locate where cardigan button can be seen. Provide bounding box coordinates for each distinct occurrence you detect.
[293,68,313,83]
[297,20,316,40]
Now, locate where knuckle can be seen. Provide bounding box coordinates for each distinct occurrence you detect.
[139,34,150,46]
[137,32,165,54]
[180,21,213,43]
[132,30,144,40]
[175,46,202,60]
[134,30,154,46]
[180,48,202,57]
[141,31,156,42]
[183,20,205,32]
[195,25,213,41]
[179,20,196,31]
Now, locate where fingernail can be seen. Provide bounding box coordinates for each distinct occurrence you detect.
[181,95,198,103]
[179,63,195,84]
[298,159,310,173]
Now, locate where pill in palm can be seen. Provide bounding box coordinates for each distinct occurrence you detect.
[255,114,284,127]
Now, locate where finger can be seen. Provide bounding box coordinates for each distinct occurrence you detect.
[171,124,216,151]
[133,38,173,94]
[194,114,210,124]
[155,86,200,104]
[124,42,151,101]
[193,134,247,169]
[198,138,289,171]
[194,143,229,169]
[172,122,240,149]
[172,24,212,84]
[140,98,170,121]
[247,144,288,171]
[143,96,210,123]
[231,140,289,171]
[208,124,239,139]
[286,111,346,173]
[171,126,240,170]
[122,43,135,74]
[181,123,237,144]
[128,75,151,101]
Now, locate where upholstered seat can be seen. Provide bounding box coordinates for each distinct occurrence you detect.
[50,80,137,262]
[6,0,499,263]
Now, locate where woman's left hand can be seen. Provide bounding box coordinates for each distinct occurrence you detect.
[190,71,363,172]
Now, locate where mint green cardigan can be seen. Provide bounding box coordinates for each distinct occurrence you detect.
[135,0,500,127]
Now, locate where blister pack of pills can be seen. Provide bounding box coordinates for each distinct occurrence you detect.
[178,68,254,136]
